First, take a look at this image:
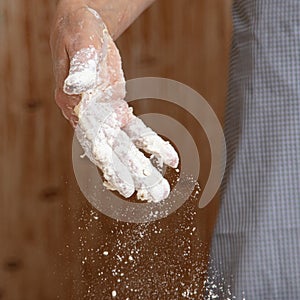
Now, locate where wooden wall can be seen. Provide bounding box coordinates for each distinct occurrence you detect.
[0,0,232,299]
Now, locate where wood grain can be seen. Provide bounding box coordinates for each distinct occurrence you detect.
[0,0,232,298]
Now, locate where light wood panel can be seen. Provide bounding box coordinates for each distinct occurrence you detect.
[0,0,232,299]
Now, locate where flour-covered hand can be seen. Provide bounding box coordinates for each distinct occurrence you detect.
[50,5,179,202]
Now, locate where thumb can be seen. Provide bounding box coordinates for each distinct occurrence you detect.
[63,45,100,95]
[63,7,110,95]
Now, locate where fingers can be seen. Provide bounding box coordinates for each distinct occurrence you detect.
[100,95,179,168]
[75,121,135,198]
[77,96,170,202]
[122,116,179,168]
[106,98,179,169]
[74,95,133,197]
[108,129,171,202]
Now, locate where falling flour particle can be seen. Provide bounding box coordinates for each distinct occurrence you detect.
[75,198,235,299]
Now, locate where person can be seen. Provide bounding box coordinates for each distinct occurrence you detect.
[50,0,300,299]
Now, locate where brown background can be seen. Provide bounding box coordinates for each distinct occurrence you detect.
[0,0,232,299]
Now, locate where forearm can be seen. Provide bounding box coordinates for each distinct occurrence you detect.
[56,0,156,39]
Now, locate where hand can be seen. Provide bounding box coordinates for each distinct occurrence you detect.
[50,3,179,202]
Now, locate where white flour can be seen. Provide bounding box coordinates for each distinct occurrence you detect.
[70,194,235,299]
